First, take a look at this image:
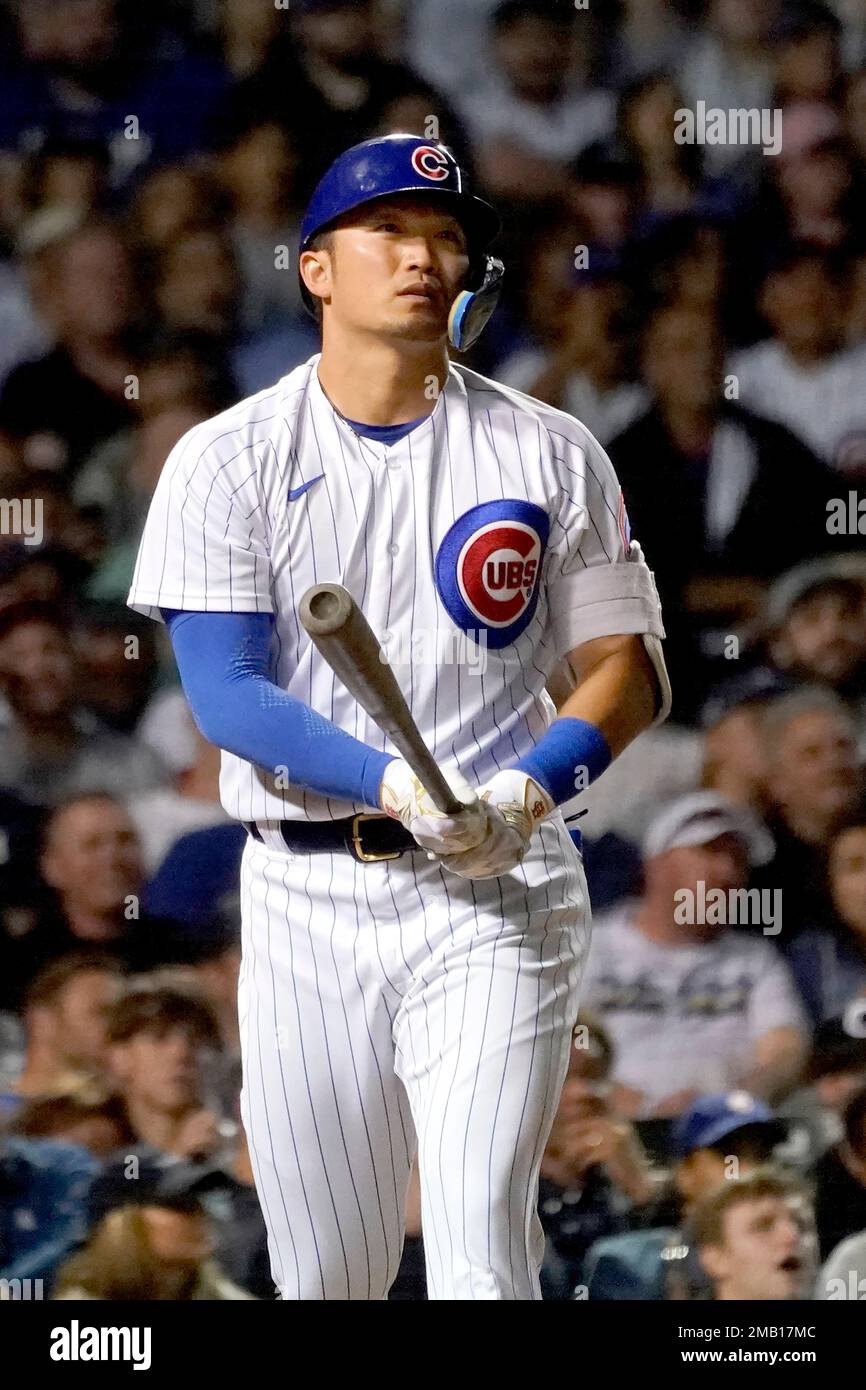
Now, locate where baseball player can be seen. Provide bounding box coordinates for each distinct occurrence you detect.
[128,134,670,1301]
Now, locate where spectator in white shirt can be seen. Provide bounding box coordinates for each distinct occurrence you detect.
[581,792,810,1118]
[731,243,866,476]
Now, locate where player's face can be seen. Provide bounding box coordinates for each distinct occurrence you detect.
[312,197,471,343]
[701,1197,812,1300]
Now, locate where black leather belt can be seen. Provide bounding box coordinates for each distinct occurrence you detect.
[244,813,418,863]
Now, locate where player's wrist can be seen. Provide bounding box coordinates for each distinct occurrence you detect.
[513,717,611,809]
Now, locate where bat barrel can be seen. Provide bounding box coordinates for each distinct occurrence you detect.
[299,582,354,637]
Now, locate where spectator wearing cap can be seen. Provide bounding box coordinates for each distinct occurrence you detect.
[496,253,648,445]
[52,1147,253,1301]
[0,793,182,1010]
[537,1013,661,1300]
[752,687,864,937]
[0,217,138,477]
[0,602,169,808]
[581,792,809,1118]
[607,300,836,720]
[731,245,866,475]
[782,811,866,1023]
[9,953,124,1103]
[451,0,614,206]
[105,980,225,1163]
[0,1132,98,1293]
[812,1084,866,1258]
[692,1169,816,1301]
[582,1091,788,1300]
[759,559,866,737]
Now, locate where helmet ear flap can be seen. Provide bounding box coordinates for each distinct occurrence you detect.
[448,256,504,352]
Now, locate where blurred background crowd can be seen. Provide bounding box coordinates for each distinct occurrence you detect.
[1,0,866,1303]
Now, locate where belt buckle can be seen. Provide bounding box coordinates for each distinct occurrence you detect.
[350,813,402,862]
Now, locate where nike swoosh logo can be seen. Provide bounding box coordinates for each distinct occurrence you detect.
[288,474,324,502]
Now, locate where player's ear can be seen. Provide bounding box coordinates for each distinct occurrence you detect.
[300,247,333,305]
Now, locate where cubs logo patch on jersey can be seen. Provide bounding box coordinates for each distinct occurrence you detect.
[435,500,549,649]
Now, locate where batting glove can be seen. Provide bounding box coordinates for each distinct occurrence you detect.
[379,758,490,855]
[436,769,554,880]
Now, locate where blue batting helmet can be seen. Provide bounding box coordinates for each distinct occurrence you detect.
[299,134,503,350]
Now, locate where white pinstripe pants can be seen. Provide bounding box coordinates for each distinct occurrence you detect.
[238,815,590,1301]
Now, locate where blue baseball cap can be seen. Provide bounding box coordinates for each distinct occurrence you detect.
[672,1092,787,1157]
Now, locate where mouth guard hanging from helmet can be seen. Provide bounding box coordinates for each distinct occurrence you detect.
[299,133,503,351]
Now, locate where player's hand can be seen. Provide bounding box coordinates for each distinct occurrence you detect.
[379,758,489,855]
[434,769,553,879]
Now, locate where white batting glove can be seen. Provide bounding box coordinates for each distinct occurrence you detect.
[379,758,490,855]
[436,769,554,880]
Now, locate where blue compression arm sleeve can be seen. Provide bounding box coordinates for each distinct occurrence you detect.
[514,717,611,807]
[162,609,393,808]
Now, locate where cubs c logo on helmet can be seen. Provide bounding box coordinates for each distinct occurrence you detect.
[435,500,549,649]
[411,145,451,181]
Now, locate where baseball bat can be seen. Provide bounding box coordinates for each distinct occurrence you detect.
[298,582,464,815]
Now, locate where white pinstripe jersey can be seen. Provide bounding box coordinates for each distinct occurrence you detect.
[128,354,664,824]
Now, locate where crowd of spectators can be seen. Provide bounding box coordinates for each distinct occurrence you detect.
[1,0,866,1302]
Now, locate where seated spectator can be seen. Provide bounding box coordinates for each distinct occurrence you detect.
[10,1082,134,1159]
[0,793,182,1009]
[699,675,784,818]
[771,1,843,106]
[454,0,614,205]
[678,0,775,177]
[691,1169,816,1301]
[617,79,739,230]
[583,1091,787,1300]
[73,605,161,737]
[608,302,836,719]
[784,812,866,1022]
[0,1134,97,1290]
[777,1018,866,1169]
[731,244,866,477]
[582,792,808,1117]
[53,1148,253,1301]
[0,216,137,477]
[105,979,225,1162]
[10,952,124,1101]
[216,116,306,332]
[497,255,649,446]
[753,688,864,937]
[130,722,229,875]
[812,1084,866,1258]
[129,164,231,260]
[153,228,240,340]
[563,142,640,256]
[538,1013,661,1300]
[758,559,866,739]
[0,602,169,807]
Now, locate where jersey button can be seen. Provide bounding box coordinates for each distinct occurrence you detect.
[388,542,399,556]
[387,458,401,470]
